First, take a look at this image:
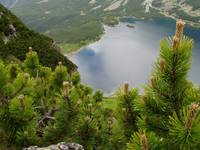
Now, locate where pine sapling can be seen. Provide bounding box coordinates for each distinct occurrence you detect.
[117,81,139,139]
[136,19,194,136]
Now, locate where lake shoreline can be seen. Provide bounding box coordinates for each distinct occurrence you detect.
[64,39,101,58]
[63,24,108,58]
[62,15,200,59]
[69,18,200,94]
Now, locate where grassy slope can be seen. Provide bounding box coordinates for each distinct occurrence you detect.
[102,96,123,145]
[102,97,119,110]
[0,4,77,71]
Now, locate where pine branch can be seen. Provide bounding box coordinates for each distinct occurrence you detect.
[38,107,57,128]
[171,20,186,119]
[171,52,180,118]
[0,90,7,105]
[63,81,73,113]
[8,82,26,101]
[185,103,199,133]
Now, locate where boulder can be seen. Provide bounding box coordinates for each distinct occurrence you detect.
[23,142,84,150]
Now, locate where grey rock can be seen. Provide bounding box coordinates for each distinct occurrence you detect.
[49,145,60,150]
[23,142,84,150]
[0,12,4,18]
[9,24,16,32]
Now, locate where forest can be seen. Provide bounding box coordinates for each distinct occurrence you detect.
[1,18,200,150]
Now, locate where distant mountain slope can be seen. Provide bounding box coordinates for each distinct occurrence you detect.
[0,4,77,71]
[1,0,199,53]
[8,0,154,44]
[150,0,200,26]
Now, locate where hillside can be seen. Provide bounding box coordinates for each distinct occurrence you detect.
[151,0,200,26]
[1,0,198,53]
[0,4,77,71]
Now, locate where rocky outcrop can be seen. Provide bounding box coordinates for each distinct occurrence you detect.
[23,142,84,150]
[0,11,4,18]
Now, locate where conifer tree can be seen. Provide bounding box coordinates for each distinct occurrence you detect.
[138,20,194,134]
[127,131,163,150]
[128,20,200,150]
[9,95,38,147]
[74,95,98,149]
[1,49,97,149]
[24,47,40,77]
[43,81,78,144]
[0,51,40,147]
[168,103,200,149]
[50,61,69,90]
[117,81,139,139]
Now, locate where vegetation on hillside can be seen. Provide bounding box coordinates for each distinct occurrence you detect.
[1,20,200,150]
[0,4,76,71]
[8,0,200,54]
[0,49,126,150]
[10,0,164,53]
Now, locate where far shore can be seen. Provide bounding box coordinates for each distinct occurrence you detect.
[62,38,101,58]
[61,25,107,57]
[61,14,200,58]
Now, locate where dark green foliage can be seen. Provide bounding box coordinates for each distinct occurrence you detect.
[24,50,39,70]
[0,50,121,149]
[127,131,163,150]
[24,50,40,77]
[116,86,139,140]
[71,72,81,86]
[169,104,200,150]
[0,60,8,90]
[93,90,103,102]
[50,64,69,89]
[9,96,38,147]
[128,21,200,150]
[0,4,76,71]
[139,36,194,136]
[43,95,78,144]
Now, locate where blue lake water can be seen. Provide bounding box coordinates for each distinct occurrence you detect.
[71,18,200,94]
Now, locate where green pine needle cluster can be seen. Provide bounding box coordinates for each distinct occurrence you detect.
[127,20,200,150]
[0,49,129,150]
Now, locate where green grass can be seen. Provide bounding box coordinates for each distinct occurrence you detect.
[101,96,124,145]
[59,42,85,54]
[102,97,118,110]
[59,38,101,54]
